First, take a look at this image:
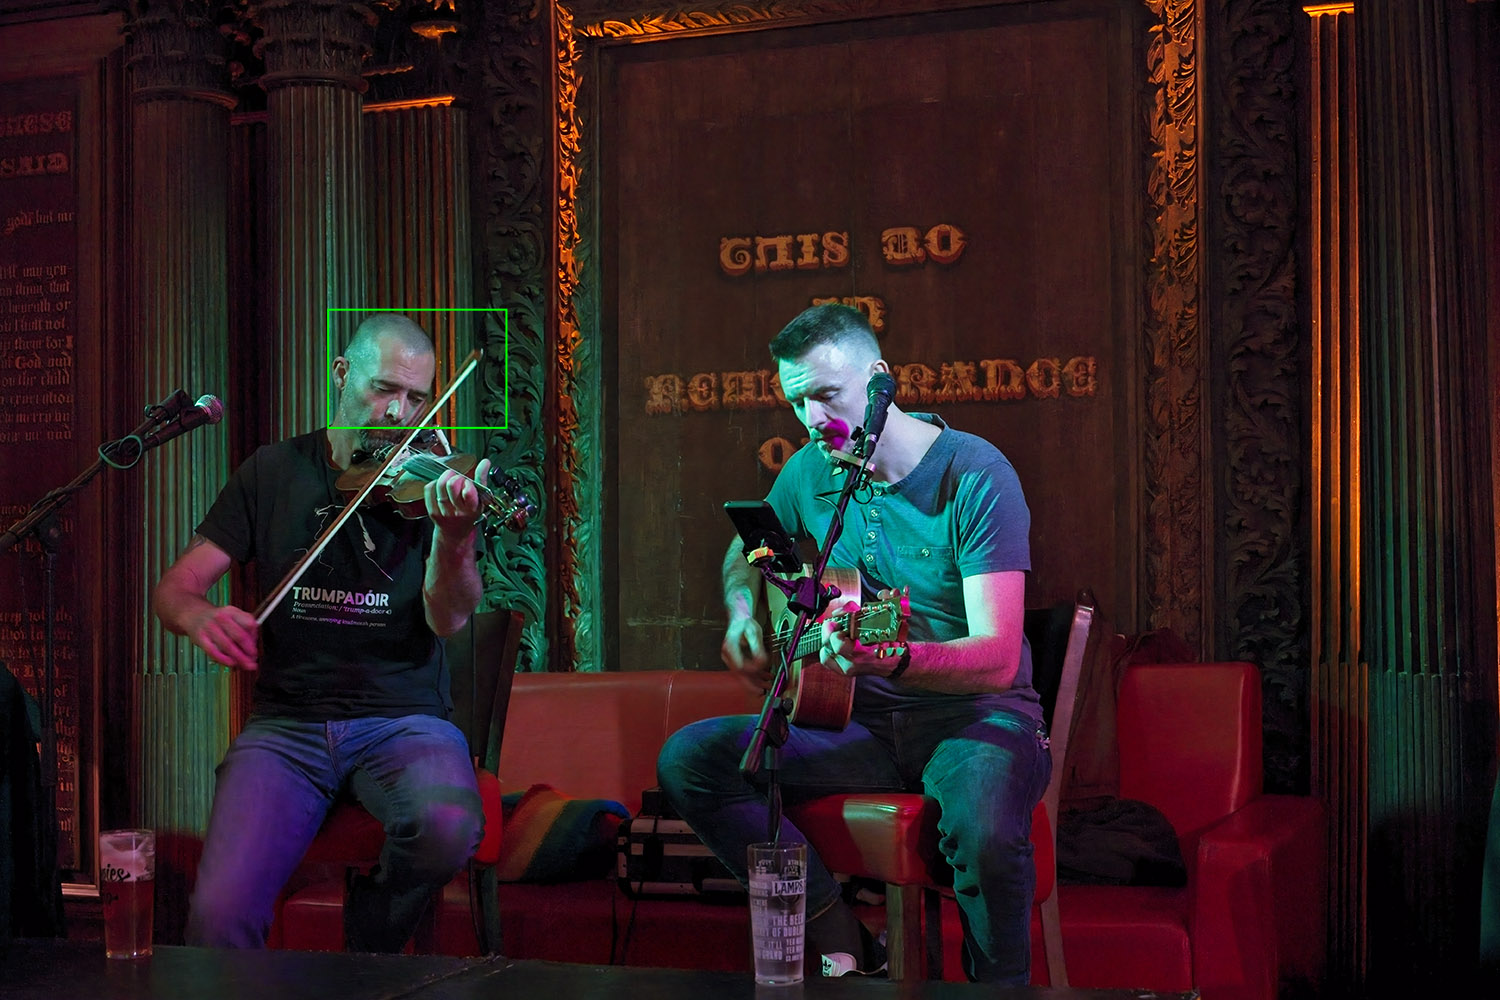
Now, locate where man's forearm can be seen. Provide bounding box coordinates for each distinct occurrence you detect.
[723,536,761,621]
[152,577,217,637]
[886,634,1016,695]
[424,527,482,636]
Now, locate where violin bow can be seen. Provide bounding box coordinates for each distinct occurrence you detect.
[253,349,483,625]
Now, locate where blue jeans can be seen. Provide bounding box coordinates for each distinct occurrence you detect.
[656,702,1050,984]
[186,714,482,951]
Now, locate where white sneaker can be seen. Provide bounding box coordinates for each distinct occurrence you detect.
[821,952,860,977]
[821,948,888,978]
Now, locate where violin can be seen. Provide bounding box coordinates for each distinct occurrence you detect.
[335,436,536,532]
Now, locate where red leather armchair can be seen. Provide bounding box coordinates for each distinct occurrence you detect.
[1053,661,1326,999]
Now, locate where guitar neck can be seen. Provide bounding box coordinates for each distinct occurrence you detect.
[779,607,875,661]
[785,621,830,662]
[766,566,905,663]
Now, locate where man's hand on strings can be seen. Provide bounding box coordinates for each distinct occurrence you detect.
[819,594,904,677]
[722,615,772,691]
[425,458,491,535]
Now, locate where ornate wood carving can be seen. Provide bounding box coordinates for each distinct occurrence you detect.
[552,0,601,671]
[253,0,377,92]
[1142,0,1207,651]
[1209,0,1304,791]
[122,2,236,106]
[580,0,854,36]
[473,0,551,671]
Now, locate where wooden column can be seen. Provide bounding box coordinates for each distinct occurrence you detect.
[124,5,236,837]
[1355,0,1497,988]
[364,100,476,449]
[1304,4,1364,987]
[255,0,375,438]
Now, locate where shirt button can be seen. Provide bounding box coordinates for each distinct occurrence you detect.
[870,509,880,519]
[920,547,930,557]
[864,553,875,564]
[866,531,877,541]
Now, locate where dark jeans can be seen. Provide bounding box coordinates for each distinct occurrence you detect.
[657,701,1050,984]
[186,714,482,952]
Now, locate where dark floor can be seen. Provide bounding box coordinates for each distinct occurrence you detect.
[0,940,1198,1000]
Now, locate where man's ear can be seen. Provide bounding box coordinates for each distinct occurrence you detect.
[332,356,350,392]
[871,359,891,376]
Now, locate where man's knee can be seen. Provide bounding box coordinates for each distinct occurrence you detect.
[407,796,484,877]
[657,718,729,787]
[939,802,1036,882]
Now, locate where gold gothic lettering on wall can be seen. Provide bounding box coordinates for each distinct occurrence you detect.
[0,152,70,179]
[643,356,1098,415]
[717,224,965,276]
[718,232,848,275]
[810,295,885,333]
[880,224,966,265]
[0,111,75,136]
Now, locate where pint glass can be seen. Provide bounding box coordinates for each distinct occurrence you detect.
[747,841,806,985]
[99,828,155,959]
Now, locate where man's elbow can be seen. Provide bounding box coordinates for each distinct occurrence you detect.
[428,617,464,639]
[423,596,476,638]
[149,574,188,634]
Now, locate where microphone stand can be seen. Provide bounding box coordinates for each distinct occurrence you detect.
[0,406,179,907]
[738,430,880,844]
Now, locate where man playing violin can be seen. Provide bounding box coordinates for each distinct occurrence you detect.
[656,304,1047,983]
[153,312,492,951]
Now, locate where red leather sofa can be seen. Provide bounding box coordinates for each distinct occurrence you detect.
[273,664,1325,997]
[273,670,769,968]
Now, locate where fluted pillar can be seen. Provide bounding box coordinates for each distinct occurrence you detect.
[125,4,236,837]
[255,0,375,437]
[365,100,477,449]
[1355,0,1497,989]
[1305,4,1364,987]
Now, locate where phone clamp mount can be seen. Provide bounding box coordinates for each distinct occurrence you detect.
[722,443,875,842]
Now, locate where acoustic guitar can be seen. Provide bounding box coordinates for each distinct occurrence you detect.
[765,566,909,730]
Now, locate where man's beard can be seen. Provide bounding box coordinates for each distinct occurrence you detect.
[355,425,403,459]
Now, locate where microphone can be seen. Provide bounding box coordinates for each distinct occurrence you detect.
[140,394,224,450]
[144,388,193,423]
[858,371,898,456]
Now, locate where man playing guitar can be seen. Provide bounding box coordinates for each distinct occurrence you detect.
[657,303,1047,983]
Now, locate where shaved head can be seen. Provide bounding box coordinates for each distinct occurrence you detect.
[344,313,434,368]
[769,303,881,367]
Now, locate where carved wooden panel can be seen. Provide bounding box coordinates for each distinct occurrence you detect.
[0,13,126,888]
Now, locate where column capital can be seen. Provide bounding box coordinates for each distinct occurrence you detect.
[124,3,237,108]
[253,0,379,93]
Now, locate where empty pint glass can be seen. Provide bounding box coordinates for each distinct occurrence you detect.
[99,828,155,959]
[748,841,806,985]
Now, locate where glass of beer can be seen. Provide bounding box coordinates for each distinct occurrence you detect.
[99,828,155,959]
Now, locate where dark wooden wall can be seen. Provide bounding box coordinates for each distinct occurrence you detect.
[601,4,1140,674]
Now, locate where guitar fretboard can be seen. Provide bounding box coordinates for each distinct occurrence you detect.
[774,603,899,660]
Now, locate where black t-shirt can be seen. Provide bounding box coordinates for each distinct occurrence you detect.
[196,430,449,722]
